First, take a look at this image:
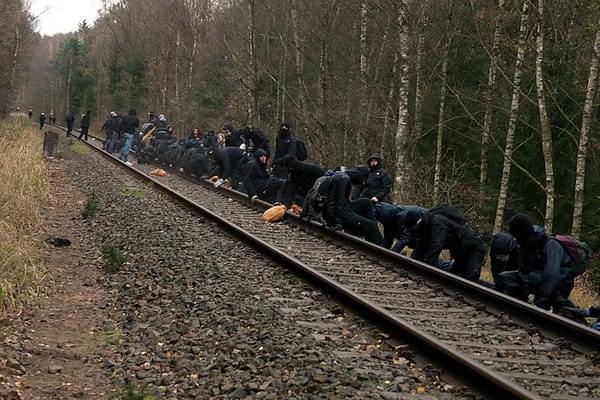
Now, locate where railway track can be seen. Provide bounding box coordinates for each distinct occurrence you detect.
[50,126,600,399]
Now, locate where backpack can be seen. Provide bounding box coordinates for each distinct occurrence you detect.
[429,204,466,225]
[552,234,590,276]
[296,139,308,161]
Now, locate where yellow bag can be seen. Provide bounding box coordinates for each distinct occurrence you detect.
[149,168,167,176]
[262,205,287,223]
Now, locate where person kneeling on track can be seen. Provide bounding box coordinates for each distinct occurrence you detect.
[495,214,578,313]
[322,166,382,246]
[206,146,246,190]
[375,202,427,254]
[404,204,486,284]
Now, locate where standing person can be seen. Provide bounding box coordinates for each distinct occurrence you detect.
[65,113,75,137]
[404,204,485,283]
[223,124,243,147]
[38,113,46,130]
[28,110,33,119]
[495,214,579,312]
[105,112,122,154]
[78,110,91,140]
[271,123,297,179]
[351,153,392,203]
[119,107,140,166]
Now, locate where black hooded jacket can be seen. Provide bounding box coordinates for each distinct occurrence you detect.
[490,232,521,282]
[120,108,140,134]
[412,212,482,266]
[243,149,270,197]
[277,154,326,206]
[207,146,245,180]
[273,128,297,163]
[241,127,270,156]
[351,154,392,202]
[323,167,369,227]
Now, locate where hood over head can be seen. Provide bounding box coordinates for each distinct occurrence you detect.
[254,148,268,162]
[509,213,534,244]
[490,232,518,258]
[367,153,382,166]
[346,165,369,185]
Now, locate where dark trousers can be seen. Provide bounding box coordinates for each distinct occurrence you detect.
[107,132,120,153]
[342,198,382,245]
[496,270,575,312]
[78,126,89,140]
[66,123,73,136]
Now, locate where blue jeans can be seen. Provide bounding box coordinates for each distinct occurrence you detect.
[107,132,119,154]
[120,133,134,162]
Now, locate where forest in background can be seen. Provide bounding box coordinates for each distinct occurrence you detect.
[3,0,600,253]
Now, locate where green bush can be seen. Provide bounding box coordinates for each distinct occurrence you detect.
[81,191,99,219]
[101,244,129,273]
[108,379,154,400]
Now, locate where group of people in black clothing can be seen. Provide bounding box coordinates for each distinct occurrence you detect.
[90,113,598,329]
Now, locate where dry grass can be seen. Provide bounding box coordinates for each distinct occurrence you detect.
[0,117,49,312]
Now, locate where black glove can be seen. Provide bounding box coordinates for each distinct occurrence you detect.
[561,307,590,320]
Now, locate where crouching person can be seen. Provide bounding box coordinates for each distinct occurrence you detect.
[404,204,485,283]
[495,214,578,313]
[207,146,246,189]
[243,149,284,203]
[322,166,382,246]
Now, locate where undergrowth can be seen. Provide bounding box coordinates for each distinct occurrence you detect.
[0,117,48,310]
[101,244,129,273]
[82,191,99,219]
[108,379,154,400]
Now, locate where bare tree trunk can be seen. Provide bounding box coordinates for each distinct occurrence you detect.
[291,0,308,127]
[410,4,428,161]
[66,52,73,113]
[394,2,411,202]
[357,0,368,153]
[493,1,530,233]
[572,18,600,237]
[381,52,398,156]
[433,45,449,202]
[535,0,555,233]
[479,0,505,202]
[249,0,259,126]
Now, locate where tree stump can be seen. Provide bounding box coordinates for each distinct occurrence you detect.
[43,131,59,158]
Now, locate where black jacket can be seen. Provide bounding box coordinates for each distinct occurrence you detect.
[243,149,270,197]
[277,154,325,207]
[207,147,245,179]
[273,130,297,163]
[80,113,90,128]
[352,154,392,202]
[242,127,270,156]
[490,232,521,282]
[323,167,369,227]
[412,212,482,266]
[518,226,573,310]
[120,109,140,134]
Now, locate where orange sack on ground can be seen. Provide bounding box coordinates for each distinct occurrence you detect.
[262,205,287,223]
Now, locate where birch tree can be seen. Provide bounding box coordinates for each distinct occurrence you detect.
[394,0,411,202]
[572,18,600,237]
[534,0,555,233]
[493,1,530,234]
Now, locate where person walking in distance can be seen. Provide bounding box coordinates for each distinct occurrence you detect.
[65,112,75,137]
[39,113,46,130]
[78,110,91,140]
[119,107,140,166]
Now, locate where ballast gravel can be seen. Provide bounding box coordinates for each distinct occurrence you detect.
[61,139,460,399]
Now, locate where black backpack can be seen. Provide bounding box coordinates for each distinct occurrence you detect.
[552,235,590,277]
[296,139,308,161]
[429,204,466,225]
